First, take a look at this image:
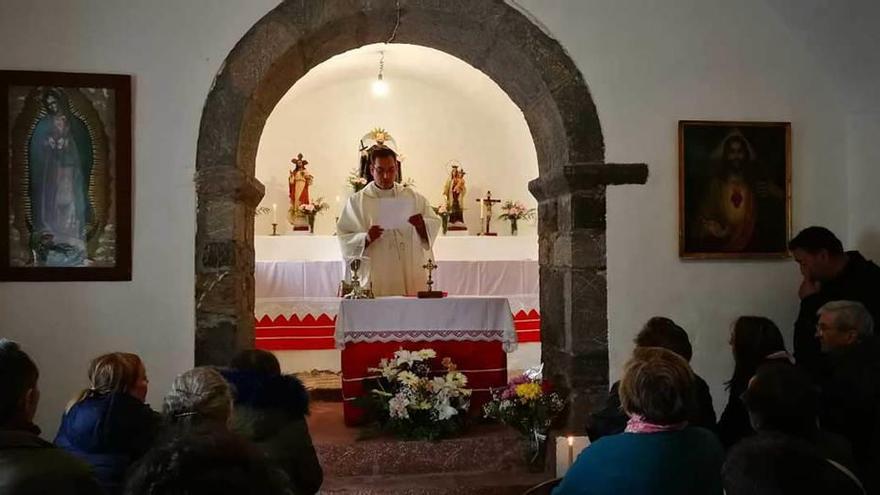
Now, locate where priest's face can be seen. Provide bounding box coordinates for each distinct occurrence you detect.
[371,156,398,189]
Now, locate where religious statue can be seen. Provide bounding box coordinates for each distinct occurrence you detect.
[476,191,501,236]
[288,153,313,231]
[358,128,401,183]
[442,162,467,231]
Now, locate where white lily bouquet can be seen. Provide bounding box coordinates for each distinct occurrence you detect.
[363,348,471,440]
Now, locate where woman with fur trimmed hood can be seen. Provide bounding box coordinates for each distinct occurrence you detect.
[222,350,323,495]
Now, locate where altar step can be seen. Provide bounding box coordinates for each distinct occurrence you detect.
[319,470,551,494]
[310,401,554,494]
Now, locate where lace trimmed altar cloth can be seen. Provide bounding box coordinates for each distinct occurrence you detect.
[335,296,518,352]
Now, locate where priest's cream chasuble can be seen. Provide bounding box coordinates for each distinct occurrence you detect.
[337,182,441,296]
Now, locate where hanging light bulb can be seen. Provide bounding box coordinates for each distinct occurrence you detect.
[371,51,390,97]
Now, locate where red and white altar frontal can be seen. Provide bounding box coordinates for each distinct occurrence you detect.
[253,235,541,351]
[335,297,516,425]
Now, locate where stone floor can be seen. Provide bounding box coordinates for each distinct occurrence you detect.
[307,401,553,494]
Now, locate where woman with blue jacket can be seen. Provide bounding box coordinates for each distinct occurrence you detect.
[55,352,160,494]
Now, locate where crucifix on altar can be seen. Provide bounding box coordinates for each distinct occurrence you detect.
[476,191,501,236]
[417,258,443,298]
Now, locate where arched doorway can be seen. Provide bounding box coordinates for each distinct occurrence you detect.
[194,0,647,427]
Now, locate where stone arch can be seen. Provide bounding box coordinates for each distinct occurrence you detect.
[194,0,647,426]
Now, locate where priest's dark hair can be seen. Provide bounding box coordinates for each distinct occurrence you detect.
[0,339,39,426]
[789,226,844,255]
[369,145,397,163]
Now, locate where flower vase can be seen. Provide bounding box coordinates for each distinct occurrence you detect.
[308,215,315,234]
[521,428,548,472]
[510,217,518,236]
[442,216,449,235]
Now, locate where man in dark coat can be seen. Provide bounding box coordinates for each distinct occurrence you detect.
[586,317,717,440]
[815,300,880,493]
[0,339,103,495]
[790,226,880,379]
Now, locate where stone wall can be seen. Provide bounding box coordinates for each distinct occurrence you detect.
[194,0,647,429]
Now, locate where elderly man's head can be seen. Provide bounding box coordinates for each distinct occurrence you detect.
[816,300,874,352]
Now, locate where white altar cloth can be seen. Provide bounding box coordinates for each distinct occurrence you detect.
[255,235,538,261]
[335,297,518,352]
[254,259,539,318]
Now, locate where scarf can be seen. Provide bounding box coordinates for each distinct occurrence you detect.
[625,414,688,434]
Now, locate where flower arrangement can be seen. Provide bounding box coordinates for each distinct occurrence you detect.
[295,197,329,233]
[498,201,536,221]
[348,169,368,192]
[483,372,565,465]
[497,201,535,236]
[363,348,471,440]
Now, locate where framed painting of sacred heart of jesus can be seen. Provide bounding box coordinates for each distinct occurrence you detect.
[0,70,132,281]
[679,120,791,259]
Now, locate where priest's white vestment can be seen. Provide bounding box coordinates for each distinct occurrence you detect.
[337,182,441,296]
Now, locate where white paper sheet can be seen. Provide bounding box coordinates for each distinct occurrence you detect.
[375,198,415,230]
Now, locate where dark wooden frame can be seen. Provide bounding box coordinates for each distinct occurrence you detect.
[678,120,791,259]
[0,70,132,281]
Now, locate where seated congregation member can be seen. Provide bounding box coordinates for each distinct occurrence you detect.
[221,350,323,495]
[124,428,290,495]
[789,227,880,379]
[586,317,716,440]
[554,347,724,495]
[0,339,103,495]
[161,366,234,432]
[717,316,792,449]
[742,361,856,471]
[814,300,880,492]
[55,352,160,494]
[723,432,864,495]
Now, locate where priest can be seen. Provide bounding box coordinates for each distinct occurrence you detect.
[337,147,441,296]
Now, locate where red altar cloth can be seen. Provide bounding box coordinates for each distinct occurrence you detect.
[255,309,540,351]
[341,340,507,426]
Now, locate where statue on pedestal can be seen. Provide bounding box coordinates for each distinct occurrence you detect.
[288,153,312,231]
[442,162,467,232]
[358,128,401,184]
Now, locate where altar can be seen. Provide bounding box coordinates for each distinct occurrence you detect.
[254,235,541,354]
[335,296,516,425]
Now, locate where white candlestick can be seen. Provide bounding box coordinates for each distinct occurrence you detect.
[272,203,278,224]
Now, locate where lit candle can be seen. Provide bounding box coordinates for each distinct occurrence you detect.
[567,436,574,467]
[272,203,278,224]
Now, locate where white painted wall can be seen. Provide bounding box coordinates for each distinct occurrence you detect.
[255,43,539,238]
[847,114,880,262]
[0,0,278,435]
[1,0,876,433]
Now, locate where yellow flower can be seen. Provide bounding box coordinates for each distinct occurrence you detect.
[515,382,542,401]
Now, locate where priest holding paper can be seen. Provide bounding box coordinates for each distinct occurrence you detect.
[337,147,441,296]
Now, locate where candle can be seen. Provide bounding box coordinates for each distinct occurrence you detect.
[479,199,484,219]
[272,203,278,224]
[567,436,574,467]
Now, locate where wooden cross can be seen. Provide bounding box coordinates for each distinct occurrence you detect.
[291,153,308,170]
[422,258,438,292]
[476,190,502,236]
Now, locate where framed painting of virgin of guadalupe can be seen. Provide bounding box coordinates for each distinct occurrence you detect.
[0,71,131,280]
[679,120,791,259]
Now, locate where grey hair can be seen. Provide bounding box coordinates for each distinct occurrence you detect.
[163,367,232,426]
[817,300,874,339]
